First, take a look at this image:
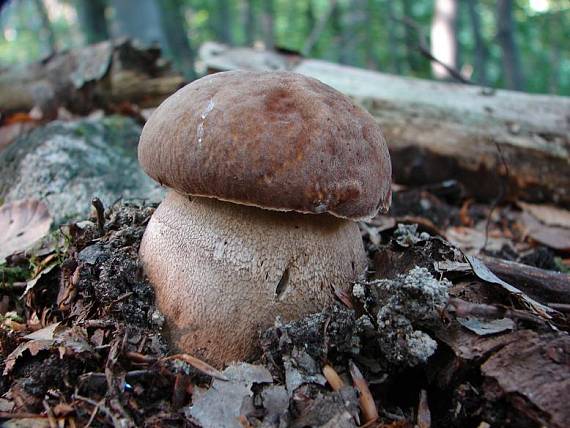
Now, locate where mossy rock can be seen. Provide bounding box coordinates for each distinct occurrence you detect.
[0,116,163,224]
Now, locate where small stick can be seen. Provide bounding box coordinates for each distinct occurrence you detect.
[323,364,344,391]
[43,400,58,428]
[417,389,431,428]
[91,197,105,236]
[172,373,190,409]
[349,361,378,424]
[162,353,228,381]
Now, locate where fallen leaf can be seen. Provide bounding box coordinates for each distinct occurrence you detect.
[22,262,58,297]
[0,199,52,261]
[520,212,570,252]
[518,202,570,229]
[481,333,570,428]
[3,340,53,375]
[24,322,61,340]
[457,317,515,336]
[466,256,555,319]
[445,225,513,255]
[2,418,51,428]
[187,363,273,428]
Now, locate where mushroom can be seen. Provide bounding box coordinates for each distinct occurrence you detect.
[138,70,391,367]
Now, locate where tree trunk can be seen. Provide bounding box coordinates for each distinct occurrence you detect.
[496,0,524,90]
[212,0,233,45]
[156,0,196,80]
[111,0,165,46]
[33,0,56,56]
[340,0,365,66]
[364,0,378,69]
[546,10,563,94]
[430,0,459,80]
[386,0,402,74]
[260,0,275,50]
[330,1,344,63]
[200,43,570,207]
[75,0,109,44]
[401,0,421,72]
[243,0,256,46]
[466,0,488,85]
[302,0,337,57]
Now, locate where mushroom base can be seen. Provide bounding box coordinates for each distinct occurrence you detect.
[140,191,367,367]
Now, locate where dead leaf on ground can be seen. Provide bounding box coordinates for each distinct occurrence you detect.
[445,224,516,255]
[466,256,555,319]
[23,322,61,341]
[2,418,52,428]
[520,211,570,252]
[187,363,273,428]
[456,317,515,336]
[3,340,54,375]
[0,199,52,261]
[22,262,59,297]
[518,202,570,229]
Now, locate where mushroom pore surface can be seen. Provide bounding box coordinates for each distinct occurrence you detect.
[140,191,367,367]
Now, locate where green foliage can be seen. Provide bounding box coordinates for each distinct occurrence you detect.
[0,0,568,95]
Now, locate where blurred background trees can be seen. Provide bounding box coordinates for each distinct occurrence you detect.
[0,0,568,95]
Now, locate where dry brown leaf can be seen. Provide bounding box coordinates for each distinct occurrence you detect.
[3,340,54,375]
[521,212,570,252]
[0,199,52,261]
[445,225,512,255]
[23,322,61,341]
[518,202,570,229]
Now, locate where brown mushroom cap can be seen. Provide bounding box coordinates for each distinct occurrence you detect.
[140,191,367,367]
[138,70,391,220]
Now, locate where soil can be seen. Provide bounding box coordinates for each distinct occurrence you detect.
[1,188,569,427]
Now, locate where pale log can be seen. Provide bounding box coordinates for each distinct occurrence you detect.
[0,39,185,116]
[200,43,570,207]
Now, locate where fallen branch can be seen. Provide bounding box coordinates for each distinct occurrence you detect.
[481,256,570,304]
[0,39,185,117]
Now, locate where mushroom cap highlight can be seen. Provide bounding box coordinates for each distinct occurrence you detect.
[138,70,392,220]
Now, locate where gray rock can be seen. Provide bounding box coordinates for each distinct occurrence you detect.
[0,116,163,224]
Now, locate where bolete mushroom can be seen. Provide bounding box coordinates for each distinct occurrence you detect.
[138,70,391,367]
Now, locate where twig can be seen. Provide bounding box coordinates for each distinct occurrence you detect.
[84,398,102,428]
[323,364,344,391]
[302,0,338,56]
[483,142,509,251]
[74,395,121,428]
[162,353,228,380]
[393,15,472,84]
[548,303,570,313]
[417,389,431,428]
[349,361,378,424]
[43,400,58,428]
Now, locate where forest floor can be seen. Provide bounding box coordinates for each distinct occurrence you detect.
[1,174,569,427]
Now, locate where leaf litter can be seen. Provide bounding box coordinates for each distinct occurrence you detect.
[0,184,569,427]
